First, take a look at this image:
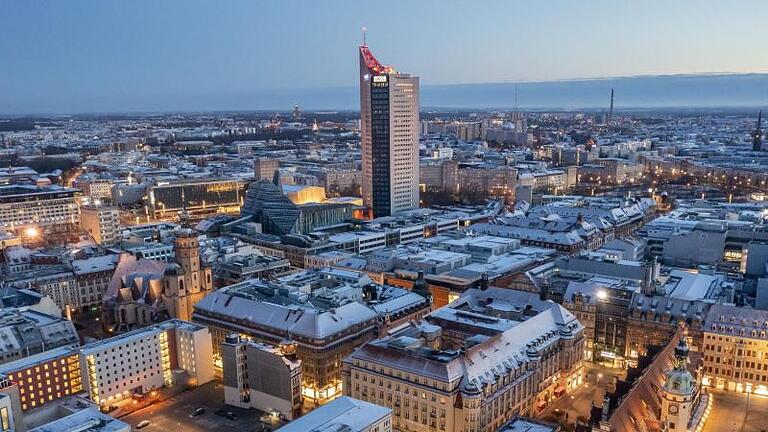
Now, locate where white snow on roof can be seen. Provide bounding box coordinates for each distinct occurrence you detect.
[276,396,391,432]
[195,289,378,339]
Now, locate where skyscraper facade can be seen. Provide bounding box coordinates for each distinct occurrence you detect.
[359,44,420,217]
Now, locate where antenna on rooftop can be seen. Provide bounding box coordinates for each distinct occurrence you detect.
[362,26,367,46]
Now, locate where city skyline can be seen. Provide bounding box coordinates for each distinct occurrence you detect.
[3,0,768,114]
[3,2,768,432]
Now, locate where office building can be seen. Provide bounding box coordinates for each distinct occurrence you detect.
[147,179,245,220]
[193,269,431,403]
[342,287,585,432]
[359,44,420,217]
[213,253,291,287]
[0,186,79,235]
[8,271,79,316]
[276,396,392,432]
[74,176,119,201]
[221,335,302,420]
[80,204,120,246]
[0,381,16,432]
[499,417,559,432]
[254,158,280,182]
[241,179,354,235]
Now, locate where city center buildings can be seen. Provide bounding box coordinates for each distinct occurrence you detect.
[192,268,431,404]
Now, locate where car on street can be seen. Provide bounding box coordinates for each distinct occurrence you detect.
[215,409,237,420]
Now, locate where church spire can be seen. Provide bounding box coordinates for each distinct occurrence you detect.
[179,188,191,229]
[673,334,690,370]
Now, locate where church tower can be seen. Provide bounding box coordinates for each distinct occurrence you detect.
[661,334,695,432]
[163,203,213,321]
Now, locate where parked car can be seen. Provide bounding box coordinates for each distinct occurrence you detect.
[215,409,237,420]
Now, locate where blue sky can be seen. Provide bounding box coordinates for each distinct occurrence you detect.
[2,0,768,113]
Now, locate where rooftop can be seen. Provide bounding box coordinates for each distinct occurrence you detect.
[276,396,391,432]
[29,407,130,432]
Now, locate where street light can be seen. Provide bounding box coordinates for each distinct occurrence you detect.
[24,226,39,239]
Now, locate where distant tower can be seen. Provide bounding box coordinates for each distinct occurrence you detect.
[608,89,615,124]
[514,84,519,111]
[292,104,301,120]
[660,334,695,432]
[753,110,763,151]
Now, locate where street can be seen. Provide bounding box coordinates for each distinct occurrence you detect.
[538,363,624,427]
[702,389,768,432]
[120,381,281,432]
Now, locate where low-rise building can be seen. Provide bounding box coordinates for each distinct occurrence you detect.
[276,396,392,432]
[8,271,79,316]
[71,255,118,314]
[213,254,290,287]
[29,407,130,432]
[0,310,79,366]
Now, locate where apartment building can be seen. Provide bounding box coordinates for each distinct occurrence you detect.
[701,304,768,394]
[80,204,120,246]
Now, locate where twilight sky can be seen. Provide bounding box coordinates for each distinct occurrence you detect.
[2,0,768,114]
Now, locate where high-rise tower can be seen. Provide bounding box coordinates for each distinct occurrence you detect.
[608,88,614,124]
[359,43,420,217]
[753,110,763,151]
